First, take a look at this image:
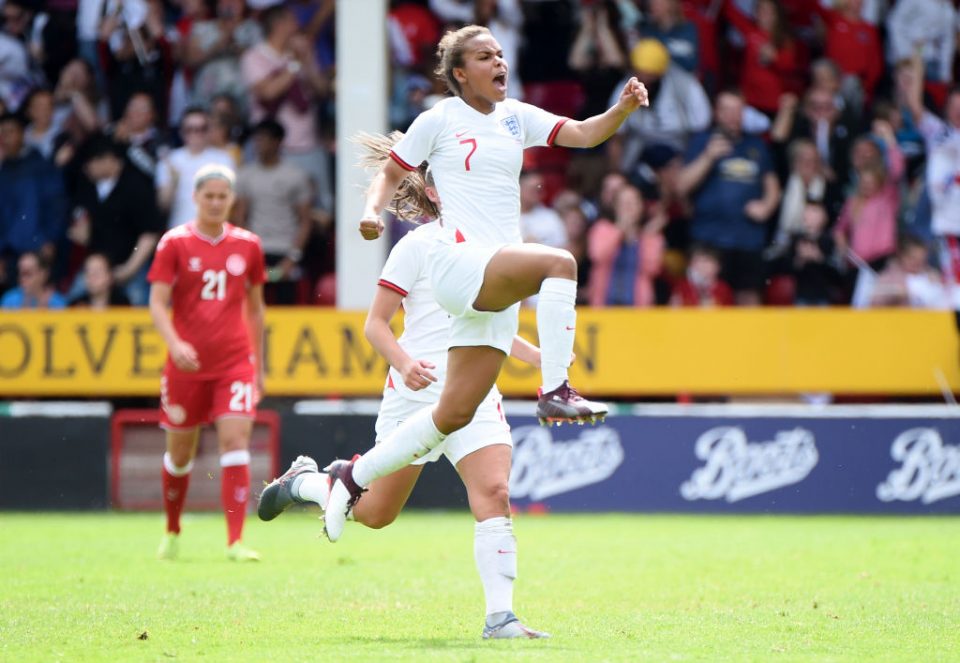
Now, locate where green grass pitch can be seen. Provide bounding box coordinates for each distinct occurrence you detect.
[1,511,958,662]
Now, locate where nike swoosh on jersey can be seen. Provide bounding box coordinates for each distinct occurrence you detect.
[455,130,469,138]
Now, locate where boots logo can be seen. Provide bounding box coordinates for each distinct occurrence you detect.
[876,428,960,504]
[509,425,624,500]
[681,427,819,502]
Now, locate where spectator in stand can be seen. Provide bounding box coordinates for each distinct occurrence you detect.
[50,58,104,171]
[233,119,312,305]
[886,0,956,101]
[185,0,262,113]
[552,189,591,302]
[776,202,841,306]
[777,86,856,190]
[430,0,525,99]
[678,89,781,305]
[769,137,843,256]
[906,61,960,152]
[834,120,905,270]
[0,112,66,283]
[721,0,803,116]
[640,0,699,75]
[242,4,332,211]
[926,126,960,308]
[98,0,173,120]
[587,183,666,307]
[209,109,243,167]
[670,243,734,306]
[166,0,214,126]
[870,234,946,308]
[69,252,131,309]
[884,57,928,178]
[1,251,67,309]
[110,92,165,183]
[519,171,568,249]
[71,135,163,305]
[812,0,883,103]
[680,0,720,93]
[23,88,60,160]
[568,1,628,120]
[157,106,235,229]
[809,57,863,124]
[608,38,711,176]
[0,0,34,110]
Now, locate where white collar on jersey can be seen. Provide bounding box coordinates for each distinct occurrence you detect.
[189,222,228,245]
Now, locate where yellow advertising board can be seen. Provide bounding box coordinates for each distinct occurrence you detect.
[0,308,956,397]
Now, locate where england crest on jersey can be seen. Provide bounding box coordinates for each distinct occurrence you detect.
[501,115,521,137]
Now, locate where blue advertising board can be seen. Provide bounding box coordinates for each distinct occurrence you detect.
[506,404,960,514]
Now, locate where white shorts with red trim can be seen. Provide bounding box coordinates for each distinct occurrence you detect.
[374,387,511,466]
[427,229,519,355]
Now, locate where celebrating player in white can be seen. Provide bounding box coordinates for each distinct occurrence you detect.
[259,136,549,637]
[320,25,648,542]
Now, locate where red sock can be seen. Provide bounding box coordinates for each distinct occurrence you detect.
[162,458,191,535]
[220,461,250,545]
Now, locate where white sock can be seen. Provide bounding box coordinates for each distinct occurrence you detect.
[474,516,516,616]
[352,406,446,487]
[537,277,577,392]
[219,449,251,467]
[293,472,329,509]
[163,452,193,476]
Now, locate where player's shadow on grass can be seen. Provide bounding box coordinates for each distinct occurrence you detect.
[337,635,569,651]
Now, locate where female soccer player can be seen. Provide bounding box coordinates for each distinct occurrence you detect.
[149,164,267,562]
[321,25,648,542]
[259,134,548,638]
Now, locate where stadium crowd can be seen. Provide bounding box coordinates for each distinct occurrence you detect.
[0,0,957,310]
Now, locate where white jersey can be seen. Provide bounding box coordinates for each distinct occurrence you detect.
[378,222,451,402]
[390,96,566,246]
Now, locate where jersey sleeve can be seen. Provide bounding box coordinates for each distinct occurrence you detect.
[377,232,423,296]
[248,237,266,286]
[147,233,178,284]
[390,108,442,172]
[514,100,568,149]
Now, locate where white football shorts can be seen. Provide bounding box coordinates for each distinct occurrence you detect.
[374,387,512,466]
[427,233,520,356]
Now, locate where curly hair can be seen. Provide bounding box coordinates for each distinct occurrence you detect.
[352,131,439,223]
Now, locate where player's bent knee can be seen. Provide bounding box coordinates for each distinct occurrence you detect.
[547,249,577,280]
[434,408,474,435]
[359,511,399,529]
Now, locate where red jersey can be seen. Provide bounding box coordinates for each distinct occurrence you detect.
[813,4,882,99]
[148,222,266,379]
[723,1,804,113]
[671,278,734,307]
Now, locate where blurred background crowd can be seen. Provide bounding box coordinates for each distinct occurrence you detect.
[0,0,957,312]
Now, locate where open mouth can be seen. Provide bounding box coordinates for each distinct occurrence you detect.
[493,73,507,92]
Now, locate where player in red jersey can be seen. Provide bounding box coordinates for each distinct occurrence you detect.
[148,164,267,562]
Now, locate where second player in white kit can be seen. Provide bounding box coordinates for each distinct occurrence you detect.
[259,159,549,638]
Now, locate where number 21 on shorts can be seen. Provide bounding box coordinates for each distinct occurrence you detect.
[229,381,253,412]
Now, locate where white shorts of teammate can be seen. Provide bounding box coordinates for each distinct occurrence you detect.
[428,231,520,356]
[374,388,512,466]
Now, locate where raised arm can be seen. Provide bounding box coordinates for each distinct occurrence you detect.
[363,285,437,390]
[554,77,648,148]
[359,158,413,240]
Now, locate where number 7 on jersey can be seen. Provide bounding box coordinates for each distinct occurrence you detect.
[459,138,477,171]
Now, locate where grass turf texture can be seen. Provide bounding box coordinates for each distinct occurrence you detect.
[0,512,957,662]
